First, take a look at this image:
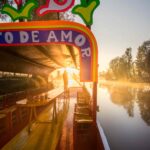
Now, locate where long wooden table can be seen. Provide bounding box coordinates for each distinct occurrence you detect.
[16,88,65,133]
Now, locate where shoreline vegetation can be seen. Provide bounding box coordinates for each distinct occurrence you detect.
[101,40,150,83]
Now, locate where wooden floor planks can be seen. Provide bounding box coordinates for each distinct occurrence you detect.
[1,88,103,150]
[56,91,77,150]
[2,92,70,150]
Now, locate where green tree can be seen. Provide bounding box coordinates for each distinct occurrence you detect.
[109,48,133,80]
[136,41,150,81]
[136,46,146,78]
[109,57,126,80]
[145,50,150,77]
[122,48,132,79]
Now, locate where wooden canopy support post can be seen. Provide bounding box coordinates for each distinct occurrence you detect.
[85,1,98,148]
[85,1,97,125]
[93,82,97,124]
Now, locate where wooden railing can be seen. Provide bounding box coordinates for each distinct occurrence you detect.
[0,86,60,149]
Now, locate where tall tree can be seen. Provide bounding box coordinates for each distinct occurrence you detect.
[109,48,133,80]
[136,41,150,81]
[109,57,126,80]
[122,48,132,79]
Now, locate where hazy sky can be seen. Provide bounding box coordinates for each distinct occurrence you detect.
[76,0,150,71]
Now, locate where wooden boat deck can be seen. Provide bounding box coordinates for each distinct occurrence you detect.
[1,88,104,150]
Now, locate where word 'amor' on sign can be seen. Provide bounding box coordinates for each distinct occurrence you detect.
[0,21,98,82]
[0,30,91,58]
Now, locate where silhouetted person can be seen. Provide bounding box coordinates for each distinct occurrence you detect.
[63,70,68,91]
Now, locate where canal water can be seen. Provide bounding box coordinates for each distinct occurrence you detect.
[97,83,150,150]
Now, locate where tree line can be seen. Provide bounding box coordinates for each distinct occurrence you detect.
[103,40,150,82]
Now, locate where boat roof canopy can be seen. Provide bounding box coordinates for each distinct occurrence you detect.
[0,44,79,76]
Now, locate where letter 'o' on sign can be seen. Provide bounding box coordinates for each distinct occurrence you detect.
[0,21,98,82]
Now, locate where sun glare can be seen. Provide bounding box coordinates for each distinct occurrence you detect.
[63,67,79,87]
[65,67,79,75]
[49,67,80,87]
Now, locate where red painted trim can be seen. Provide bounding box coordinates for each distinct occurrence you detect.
[54,0,67,5]
[36,0,75,16]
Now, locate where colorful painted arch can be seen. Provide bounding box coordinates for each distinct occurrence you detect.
[0,21,98,82]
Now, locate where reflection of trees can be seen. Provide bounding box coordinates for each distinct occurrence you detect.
[137,90,150,126]
[108,86,134,117]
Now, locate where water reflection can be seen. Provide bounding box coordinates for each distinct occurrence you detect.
[104,84,150,126]
[108,86,134,117]
[137,90,150,126]
[98,83,150,150]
